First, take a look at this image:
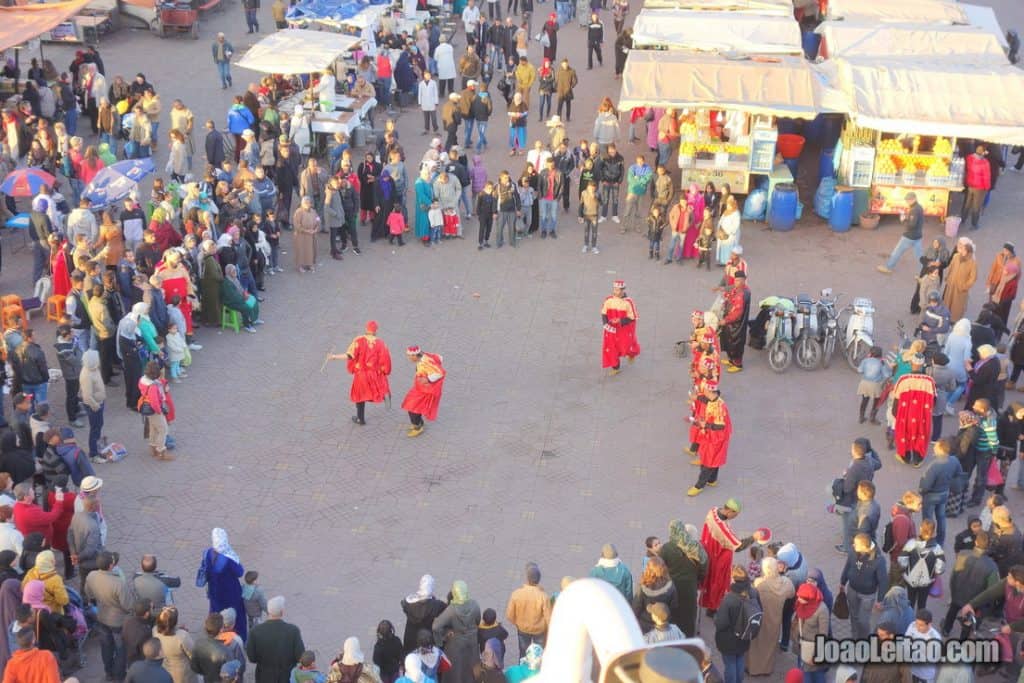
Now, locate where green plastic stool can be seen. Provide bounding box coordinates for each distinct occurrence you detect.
[221,306,241,333]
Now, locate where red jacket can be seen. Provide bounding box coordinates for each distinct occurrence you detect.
[12,501,63,547]
[45,491,76,552]
[965,153,992,190]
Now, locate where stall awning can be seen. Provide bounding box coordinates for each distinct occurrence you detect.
[825,0,967,24]
[0,0,91,52]
[828,57,1024,145]
[235,29,360,74]
[618,51,843,119]
[631,10,802,53]
[815,20,1007,63]
[640,0,792,14]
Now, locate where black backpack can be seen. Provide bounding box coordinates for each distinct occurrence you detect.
[881,520,895,554]
[734,592,763,641]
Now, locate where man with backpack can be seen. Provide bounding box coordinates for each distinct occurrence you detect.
[713,565,761,683]
[882,490,921,589]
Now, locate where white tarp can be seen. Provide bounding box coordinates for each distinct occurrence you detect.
[641,0,792,14]
[961,3,1009,48]
[828,57,1024,145]
[815,20,1007,63]
[631,10,802,53]
[235,29,360,74]
[825,0,967,24]
[618,51,844,118]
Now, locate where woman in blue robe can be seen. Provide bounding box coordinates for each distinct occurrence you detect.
[414,169,433,244]
[198,527,247,640]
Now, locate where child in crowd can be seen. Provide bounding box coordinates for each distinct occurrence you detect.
[387,205,406,247]
[428,201,444,244]
[289,650,326,683]
[265,209,283,274]
[696,221,714,270]
[443,207,460,240]
[517,176,535,237]
[373,620,404,683]
[165,322,188,382]
[476,608,509,661]
[54,324,84,427]
[856,346,890,425]
[475,181,497,250]
[747,544,764,580]
[646,204,665,261]
[915,265,941,314]
[242,570,268,631]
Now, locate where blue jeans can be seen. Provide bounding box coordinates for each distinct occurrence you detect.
[69,178,83,207]
[838,507,855,552]
[240,270,258,297]
[600,183,619,217]
[217,61,232,87]
[475,121,489,151]
[921,491,949,546]
[86,403,104,458]
[802,670,828,683]
[64,108,78,136]
[460,186,472,217]
[464,118,475,147]
[657,142,671,167]
[665,233,683,261]
[99,131,117,157]
[948,380,966,405]
[150,121,160,148]
[516,630,545,659]
[377,75,392,107]
[539,198,558,233]
[538,93,552,120]
[22,382,47,408]
[885,236,923,269]
[722,653,745,683]
[96,623,124,679]
[509,126,525,151]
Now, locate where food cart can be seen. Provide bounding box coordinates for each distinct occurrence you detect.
[630,10,802,53]
[619,51,842,194]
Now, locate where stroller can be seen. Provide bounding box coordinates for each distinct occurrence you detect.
[64,585,96,670]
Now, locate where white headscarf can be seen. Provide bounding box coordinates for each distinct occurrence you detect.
[951,318,971,337]
[340,637,364,666]
[406,574,435,603]
[130,302,150,322]
[760,557,780,579]
[403,653,424,683]
[211,528,240,563]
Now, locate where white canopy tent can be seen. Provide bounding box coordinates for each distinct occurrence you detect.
[631,10,802,53]
[640,0,792,14]
[235,28,360,73]
[825,57,1024,145]
[825,0,967,24]
[618,51,844,118]
[960,3,1009,48]
[815,20,1007,63]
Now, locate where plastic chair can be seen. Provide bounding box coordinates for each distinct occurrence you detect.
[46,295,67,322]
[220,306,241,333]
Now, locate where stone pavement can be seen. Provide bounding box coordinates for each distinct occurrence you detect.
[8,0,1023,677]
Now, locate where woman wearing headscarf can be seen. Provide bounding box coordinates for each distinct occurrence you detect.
[401,575,447,652]
[414,167,434,245]
[220,264,260,332]
[964,344,1000,408]
[397,652,425,683]
[198,239,223,326]
[292,195,320,272]
[681,184,704,260]
[715,195,741,266]
[944,318,973,406]
[747,557,795,675]
[0,578,20,676]
[473,637,505,683]
[22,579,70,661]
[152,249,195,338]
[790,582,829,683]
[943,237,978,322]
[504,643,542,683]
[0,553,18,585]
[20,550,67,615]
[372,169,398,242]
[358,151,381,225]
[198,528,247,642]
[432,580,481,683]
[139,360,174,459]
[658,519,706,637]
[631,556,677,634]
[328,636,381,682]
[877,585,914,635]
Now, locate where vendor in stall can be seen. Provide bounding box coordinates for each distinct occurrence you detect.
[313,68,337,112]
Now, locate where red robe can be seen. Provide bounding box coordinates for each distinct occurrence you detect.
[699,507,743,610]
[157,267,194,335]
[697,396,731,468]
[346,334,392,403]
[601,295,641,368]
[401,352,446,420]
[723,257,749,286]
[892,372,935,460]
[50,244,71,297]
[688,392,709,445]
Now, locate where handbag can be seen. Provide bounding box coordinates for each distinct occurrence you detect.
[195,549,209,588]
[832,589,850,620]
[929,578,943,598]
[798,621,815,666]
[987,457,1005,487]
[438,653,452,674]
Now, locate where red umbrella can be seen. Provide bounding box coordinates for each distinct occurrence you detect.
[0,168,56,198]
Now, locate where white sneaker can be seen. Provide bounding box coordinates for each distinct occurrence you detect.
[598,216,607,223]
[592,247,600,254]
[612,216,620,223]
[581,245,589,253]
[188,343,203,351]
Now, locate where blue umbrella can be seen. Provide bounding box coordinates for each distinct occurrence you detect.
[82,158,156,208]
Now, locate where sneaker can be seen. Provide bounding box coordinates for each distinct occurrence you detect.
[550,232,557,239]
[727,365,742,373]
[71,419,85,428]
[876,265,893,274]
[245,326,257,333]
[592,247,600,254]
[581,245,589,253]
[541,232,548,239]
[612,216,620,223]
[834,544,848,554]
[188,343,203,351]
[253,319,265,326]
[352,248,361,255]
[90,456,107,465]
[598,216,607,223]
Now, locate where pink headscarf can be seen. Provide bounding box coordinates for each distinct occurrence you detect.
[23,580,49,612]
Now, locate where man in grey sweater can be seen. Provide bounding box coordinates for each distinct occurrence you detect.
[85,550,134,681]
[68,492,104,591]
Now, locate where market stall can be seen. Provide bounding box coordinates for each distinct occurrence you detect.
[815,21,1007,62]
[640,0,792,14]
[960,3,1009,48]
[824,57,1024,217]
[619,51,843,193]
[824,0,967,25]
[631,10,802,53]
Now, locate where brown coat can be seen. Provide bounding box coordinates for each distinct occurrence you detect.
[95,220,124,266]
[292,207,319,268]
[554,66,577,99]
[943,252,977,321]
[458,52,481,80]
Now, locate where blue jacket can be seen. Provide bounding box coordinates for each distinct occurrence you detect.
[227,104,255,135]
[211,40,234,64]
[919,455,963,495]
[589,559,633,602]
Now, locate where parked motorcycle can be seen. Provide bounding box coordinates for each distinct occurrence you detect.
[845,297,876,370]
[793,293,821,370]
[816,289,842,369]
[759,296,797,373]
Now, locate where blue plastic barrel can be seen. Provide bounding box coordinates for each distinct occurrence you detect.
[830,187,855,232]
[802,32,821,60]
[819,148,836,183]
[769,183,798,232]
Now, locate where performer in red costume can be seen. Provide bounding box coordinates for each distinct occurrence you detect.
[601,280,640,374]
[686,355,719,460]
[699,499,759,614]
[891,353,936,466]
[328,321,392,426]
[401,345,446,437]
[688,383,732,496]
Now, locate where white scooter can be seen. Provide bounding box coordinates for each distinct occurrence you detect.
[845,297,875,371]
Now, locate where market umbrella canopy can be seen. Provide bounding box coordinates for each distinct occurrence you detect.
[83,158,155,208]
[235,28,361,74]
[816,20,1007,63]
[1,169,56,198]
[641,0,791,14]
[631,9,802,53]
[617,51,843,119]
[825,0,967,24]
[0,0,92,53]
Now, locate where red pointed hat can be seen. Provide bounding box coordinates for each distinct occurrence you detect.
[613,280,625,289]
[406,345,421,355]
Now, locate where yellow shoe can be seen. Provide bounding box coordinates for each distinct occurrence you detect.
[722,358,734,367]
[407,425,425,438]
[686,486,703,497]
[627,356,636,364]
[707,481,718,487]
[689,458,701,466]
[727,365,742,373]
[608,367,621,376]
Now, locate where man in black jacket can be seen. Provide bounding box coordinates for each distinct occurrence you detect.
[476,181,497,249]
[596,143,624,225]
[554,140,576,212]
[192,612,230,682]
[246,596,305,683]
[586,13,604,69]
[204,120,226,169]
[839,534,888,639]
[944,529,999,636]
[713,566,758,680]
[11,330,49,406]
